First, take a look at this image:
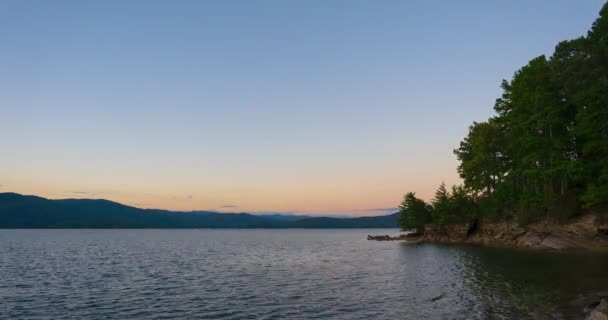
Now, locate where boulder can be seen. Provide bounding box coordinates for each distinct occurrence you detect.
[515,231,545,248]
[587,299,608,320]
[510,228,527,240]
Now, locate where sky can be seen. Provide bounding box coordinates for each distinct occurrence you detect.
[1,1,605,216]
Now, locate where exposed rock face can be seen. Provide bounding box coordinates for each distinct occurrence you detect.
[587,299,608,320]
[422,223,470,242]
[415,214,608,251]
[367,214,608,250]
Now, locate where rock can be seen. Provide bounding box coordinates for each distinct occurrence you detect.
[367,233,421,241]
[367,234,406,241]
[372,214,608,250]
[572,292,607,313]
[511,228,527,240]
[539,234,581,250]
[587,299,608,320]
[515,231,545,248]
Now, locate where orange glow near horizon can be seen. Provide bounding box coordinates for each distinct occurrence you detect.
[1,162,462,216]
[1,1,602,218]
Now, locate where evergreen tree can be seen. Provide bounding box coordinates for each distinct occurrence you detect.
[432,182,450,226]
[403,3,608,227]
[454,119,508,196]
[398,192,431,233]
[576,4,608,209]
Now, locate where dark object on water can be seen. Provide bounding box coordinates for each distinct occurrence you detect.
[367,235,395,241]
[367,233,419,241]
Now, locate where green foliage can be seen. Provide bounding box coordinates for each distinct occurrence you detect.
[398,192,431,233]
[403,3,608,226]
[431,183,476,226]
[456,3,608,222]
[454,119,508,196]
[449,185,477,222]
[431,182,450,225]
[581,184,608,209]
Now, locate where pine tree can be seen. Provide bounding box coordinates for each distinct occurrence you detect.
[398,192,431,233]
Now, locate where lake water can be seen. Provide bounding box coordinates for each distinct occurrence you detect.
[1,229,608,319]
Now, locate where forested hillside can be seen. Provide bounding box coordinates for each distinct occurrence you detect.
[0,193,399,228]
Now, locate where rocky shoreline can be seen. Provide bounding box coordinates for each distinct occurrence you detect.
[368,214,608,251]
[586,298,608,320]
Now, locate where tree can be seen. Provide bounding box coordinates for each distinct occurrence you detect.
[448,185,477,223]
[454,119,508,196]
[406,3,608,226]
[575,3,608,210]
[432,182,450,226]
[451,3,608,222]
[398,192,431,233]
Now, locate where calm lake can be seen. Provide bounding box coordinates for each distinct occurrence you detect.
[1,229,608,319]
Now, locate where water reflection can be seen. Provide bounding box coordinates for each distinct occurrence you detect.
[396,243,608,318]
[1,229,607,319]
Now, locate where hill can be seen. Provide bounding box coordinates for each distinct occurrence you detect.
[0,193,399,229]
[291,213,400,228]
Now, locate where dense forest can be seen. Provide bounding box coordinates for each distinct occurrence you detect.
[400,4,608,232]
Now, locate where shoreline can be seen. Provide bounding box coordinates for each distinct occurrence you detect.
[369,215,608,319]
[369,214,608,251]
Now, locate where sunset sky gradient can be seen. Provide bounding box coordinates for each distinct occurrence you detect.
[1,1,604,215]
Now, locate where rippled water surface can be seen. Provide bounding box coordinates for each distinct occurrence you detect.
[2,229,608,319]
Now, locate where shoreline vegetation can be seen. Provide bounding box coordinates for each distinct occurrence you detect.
[395,4,608,253]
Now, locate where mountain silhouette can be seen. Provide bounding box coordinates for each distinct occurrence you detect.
[0,193,399,228]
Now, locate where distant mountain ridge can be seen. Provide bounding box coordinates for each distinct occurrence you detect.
[0,192,400,229]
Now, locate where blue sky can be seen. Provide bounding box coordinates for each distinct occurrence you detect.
[1,1,604,215]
